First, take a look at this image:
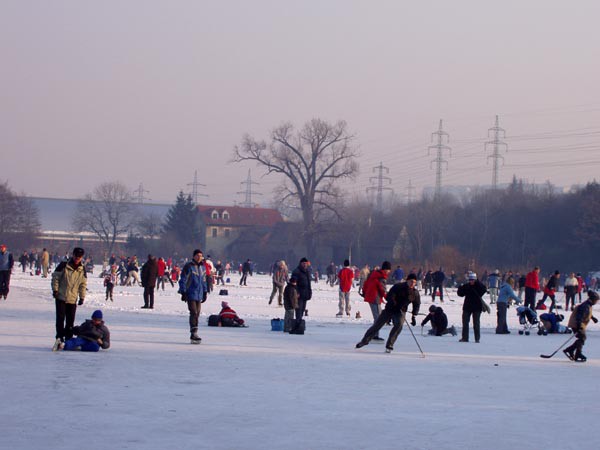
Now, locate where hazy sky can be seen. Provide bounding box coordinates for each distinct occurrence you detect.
[2,0,599,206]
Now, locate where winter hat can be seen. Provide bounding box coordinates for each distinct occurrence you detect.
[406,273,417,281]
[588,290,599,303]
[299,257,309,264]
[290,276,297,283]
[193,249,203,257]
[468,272,477,280]
[221,301,229,308]
[73,247,85,258]
[381,261,392,271]
[429,305,437,313]
[91,310,103,320]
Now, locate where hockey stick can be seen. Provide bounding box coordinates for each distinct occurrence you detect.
[444,287,455,302]
[540,334,576,359]
[404,315,425,358]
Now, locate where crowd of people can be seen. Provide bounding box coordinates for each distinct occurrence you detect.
[1,242,599,362]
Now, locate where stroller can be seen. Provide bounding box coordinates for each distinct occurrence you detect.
[516,306,538,335]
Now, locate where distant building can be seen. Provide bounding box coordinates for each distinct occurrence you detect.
[196,205,284,257]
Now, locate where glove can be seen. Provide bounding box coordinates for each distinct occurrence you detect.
[78,299,84,306]
[592,316,598,324]
[411,316,416,326]
[52,291,58,299]
[201,291,208,303]
[181,293,188,302]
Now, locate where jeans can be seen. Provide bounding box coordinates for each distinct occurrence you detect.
[187,300,202,332]
[143,286,155,308]
[64,336,100,352]
[269,282,284,305]
[496,302,508,333]
[462,310,481,342]
[369,302,382,338]
[338,291,351,314]
[359,308,405,349]
[55,299,77,340]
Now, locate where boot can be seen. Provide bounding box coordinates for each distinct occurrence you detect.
[190,328,201,343]
[574,353,587,362]
[563,347,575,361]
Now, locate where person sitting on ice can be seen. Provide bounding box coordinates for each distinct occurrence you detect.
[218,301,246,327]
[63,310,110,352]
[539,312,570,334]
[421,305,457,336]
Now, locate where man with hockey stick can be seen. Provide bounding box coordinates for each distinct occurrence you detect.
[356,273,420,353]
[563,290,599,362]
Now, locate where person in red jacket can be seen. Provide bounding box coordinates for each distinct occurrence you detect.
[337,259,355,317]
[219,301,245,327]
[360,261,392,341]
[524,266,540,310]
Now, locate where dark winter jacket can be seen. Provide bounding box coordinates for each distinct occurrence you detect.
[421,306,449,335]
[457,280,488,313]
[178,261,207,302]
[384,281,420,316]
[242,261,252,275]
[291,265,312,302]
[432,270,445,286]
[141,258,159,288]
[0,251,14,271]
[283,282,299,311]
[568,299,595,331]
[73,319,110,349]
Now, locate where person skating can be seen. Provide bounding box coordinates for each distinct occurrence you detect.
[178,249,208,344]
[140,254,158,309]
[0,244,15,300]
[563,290,599,362]
[103,265,118,301]
[496,278,521,334]
[356,273,420,353]
[269,260,288,306]
[51,247,87,351]
[283,277,299,332]
[337,259,354,317]
[536,270,560,312]
[457,272,487,343]
[290,257,312,334]
[421,305,456,336]
[360,261,392,341]
[63,309,110,352]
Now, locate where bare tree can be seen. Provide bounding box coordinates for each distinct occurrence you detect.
[233,118,359,256]
[73,181,138,255]
[0,181,40,248]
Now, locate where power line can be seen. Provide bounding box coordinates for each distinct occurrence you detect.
[133,183,150,205]
[187,170,208,205]
[366,162,392,211]
[485,115,508,189]
[236,168,262,208]
[428,119,451,198]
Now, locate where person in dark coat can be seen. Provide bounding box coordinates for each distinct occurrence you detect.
[283,277,299,332]
[178,249,208,343]
[239,259,252,286]
[563,290,599,362]
[431,267,445,302]
[140,254,159,309]
[421,305,456,336]
[537,270,560,312]
[63,309,110,352]
[457,272,488,343]
[0,244,15,300]
[290,257,312,333]
[356,274,420,353]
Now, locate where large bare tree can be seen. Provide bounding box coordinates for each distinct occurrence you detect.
[73,181,138,255]
[233,118,359,256]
